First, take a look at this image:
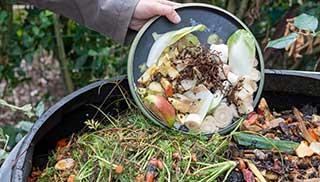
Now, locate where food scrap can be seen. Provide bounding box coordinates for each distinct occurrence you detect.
[226,98,320,181]
[137,25,261,134]
[29,98,320,182]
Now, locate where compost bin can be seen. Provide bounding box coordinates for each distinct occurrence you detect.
[0,70,319,182]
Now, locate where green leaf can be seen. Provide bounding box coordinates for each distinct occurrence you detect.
[22,36,34,48]
[36,101,45,117]
[0,11,8,24]
[0,65,4,78]
[11,47,22,56]
[2,124,19,150]
[75,54,88,69]
[25,53,33,64]
[266,33,299,49]
[15,133,24,143]
[17,121,34,132]
[88,49,98,56]
[16,29,23,38]
[294,13,318,32]
[1,26,7,33]
[44,10,53,17]
[32,27,40,36]
[0,149,9,161]
[101,47,109,56]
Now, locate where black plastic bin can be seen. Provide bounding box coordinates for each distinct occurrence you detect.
[0,70,320,182]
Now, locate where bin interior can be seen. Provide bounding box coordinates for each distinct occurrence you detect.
[29,73,320,169]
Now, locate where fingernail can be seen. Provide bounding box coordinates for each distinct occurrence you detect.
[174,15,181,23]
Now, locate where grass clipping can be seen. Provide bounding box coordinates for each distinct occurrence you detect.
[31,108,236,182]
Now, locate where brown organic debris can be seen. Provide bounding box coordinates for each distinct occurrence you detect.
[177,46,225,92]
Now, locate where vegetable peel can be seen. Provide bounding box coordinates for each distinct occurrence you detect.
[146,24,206,67]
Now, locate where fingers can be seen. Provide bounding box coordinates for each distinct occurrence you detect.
[165,7,181,24]
[158,0,181,7]
[129,18,147,30]
[154,3,181,24]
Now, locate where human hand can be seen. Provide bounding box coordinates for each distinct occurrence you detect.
[130,0,181,30]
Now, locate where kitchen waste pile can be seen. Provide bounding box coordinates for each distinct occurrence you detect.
[136,25,260,134]
[29,98,320,182]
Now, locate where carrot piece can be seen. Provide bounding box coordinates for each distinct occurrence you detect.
[56,138,68,149]
[308,128,320,141]
[67,175,75,182]
[115,165,123,174]
[146,172,154,182]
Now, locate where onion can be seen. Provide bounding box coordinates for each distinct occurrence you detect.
[200,115,218,133]
[213,103,234,128]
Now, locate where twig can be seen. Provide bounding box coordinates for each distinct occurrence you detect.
[227,0,236,14]
[108,143,119,182]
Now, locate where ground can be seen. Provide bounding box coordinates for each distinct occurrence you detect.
[0,50,65,126]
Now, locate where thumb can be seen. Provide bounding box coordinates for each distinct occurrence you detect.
[155,3,181,24]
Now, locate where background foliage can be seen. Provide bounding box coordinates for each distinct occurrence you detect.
[0,0,320,165]
[1,0,320,91]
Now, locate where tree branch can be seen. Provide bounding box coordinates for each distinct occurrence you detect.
[53,14,74,93]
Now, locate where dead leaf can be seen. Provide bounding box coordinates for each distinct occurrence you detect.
[267,118,285,129]
[293,107,316,143]
[295,141,314,158]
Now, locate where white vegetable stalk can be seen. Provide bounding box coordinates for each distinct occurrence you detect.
[227,71,240,85]
[227,30,256,76]
[210,44,228,63]
[183,84,214,122]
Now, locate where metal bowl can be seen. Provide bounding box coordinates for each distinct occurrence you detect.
[127,3,265,134]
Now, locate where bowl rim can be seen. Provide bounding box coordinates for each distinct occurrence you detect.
[127,3,265,134]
